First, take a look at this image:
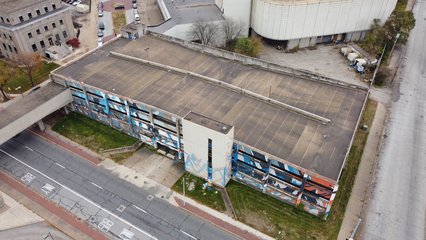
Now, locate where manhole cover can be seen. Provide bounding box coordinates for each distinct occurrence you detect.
[146,195,154,201]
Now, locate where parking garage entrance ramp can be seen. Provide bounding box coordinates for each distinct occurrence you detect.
[0,82,71,145]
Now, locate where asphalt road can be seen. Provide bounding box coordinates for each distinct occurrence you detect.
[0,131,238,240]
[361,2,426,240]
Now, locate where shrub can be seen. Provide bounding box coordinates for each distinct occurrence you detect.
[66,38,80,48]
[234,37,263,57]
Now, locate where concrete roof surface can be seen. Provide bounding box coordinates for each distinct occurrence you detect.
[148,0,223,33]
[54,35,367,181]
[0,83,67,129]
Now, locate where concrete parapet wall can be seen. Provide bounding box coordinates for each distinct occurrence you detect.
[0,89,72,145]
[147,31,369,92]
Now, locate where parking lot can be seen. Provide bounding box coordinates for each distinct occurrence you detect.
[259,43,370,88]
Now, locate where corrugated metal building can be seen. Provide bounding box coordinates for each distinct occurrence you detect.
[216,0,398,49]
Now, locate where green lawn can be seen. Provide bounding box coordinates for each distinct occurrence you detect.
[112,11,126,34]
[52,112,138,152]
[172,173,227,213]
[226,99,378,240]
[1,61,59,93]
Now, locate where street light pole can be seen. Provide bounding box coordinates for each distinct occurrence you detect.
[144,47,150,60]
[182,177,186,207]
[389,33,400,62]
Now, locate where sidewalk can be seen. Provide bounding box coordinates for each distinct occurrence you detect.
[31,127,273,240]
[0,190,43,231]
[0,171,107,240]
[337,103,387,240]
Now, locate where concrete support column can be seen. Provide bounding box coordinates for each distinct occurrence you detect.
[324,184,339,219]
[176,118,183,160]
[37,120,46,131]
[296,173,308,205]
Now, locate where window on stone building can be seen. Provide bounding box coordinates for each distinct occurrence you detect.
[32,44,37,52]
[62,30,67,38]
[28,13,32,19]
[28,32,33,38]
[52,4,56,10]
[36,10,41,16]
[44,26,49,31]
[52,22,56,28]
[19,16,24,22]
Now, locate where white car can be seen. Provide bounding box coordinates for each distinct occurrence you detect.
[97,29,104,37]
[97,37,103,47]
[73,0,82,6]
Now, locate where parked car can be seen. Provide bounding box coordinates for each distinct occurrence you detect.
[97,37,103,47]
[98,11,103,17]
[114,3,125,10]
[97,29,104,37]
[132,3,137,9]
[72,0,81,6]
[98,21,105,30]
[134,13,141,23]
[132,0,137,3]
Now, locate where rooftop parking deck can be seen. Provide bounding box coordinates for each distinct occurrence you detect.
[53,35,368,181]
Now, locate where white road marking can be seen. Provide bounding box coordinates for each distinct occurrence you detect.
[180,230,197,240]
[0,149,158,240]
[21,172,36,184]
[132,205,147,214]
[119,228,135,240]
[41,183,55,195]
[91,182,103,189]
[54,162,66,169]
[24,146,34,151]
[98,218,114,232]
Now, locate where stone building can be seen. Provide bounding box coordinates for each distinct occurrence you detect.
[0,0,75,59]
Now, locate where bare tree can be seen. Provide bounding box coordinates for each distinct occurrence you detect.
[0,62,17,101]
[188,19,219,46]
[14,53,42,87]
[221,17,244,47]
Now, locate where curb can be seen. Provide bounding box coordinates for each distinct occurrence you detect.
[0,171,107,240]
